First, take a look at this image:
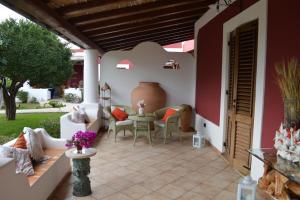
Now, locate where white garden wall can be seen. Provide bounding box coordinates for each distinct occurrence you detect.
[99,42,196,110]
[19,82,51,103]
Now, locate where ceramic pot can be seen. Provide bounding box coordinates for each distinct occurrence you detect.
[131,82,166,113]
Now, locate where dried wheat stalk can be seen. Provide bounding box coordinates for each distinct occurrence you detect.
[275,58,300,126]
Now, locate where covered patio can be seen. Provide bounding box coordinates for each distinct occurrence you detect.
[0,0,300,199]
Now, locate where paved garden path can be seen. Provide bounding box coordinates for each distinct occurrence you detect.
[0,102,78,114]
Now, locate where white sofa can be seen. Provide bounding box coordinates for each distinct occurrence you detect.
[0,128,70,200]
[60,103,101,139]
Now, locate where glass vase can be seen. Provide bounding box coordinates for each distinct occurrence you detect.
[284,98,300,129]
[76,144,83,154]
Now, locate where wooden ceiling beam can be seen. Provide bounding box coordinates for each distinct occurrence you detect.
[85,14,202,37]
[57,0,128,14]
[0,0,104,54]
[69,0,212,25]
[104,35,194,51]
[101,32,193,49]
[77,5,209,31]
[94,26,194,45]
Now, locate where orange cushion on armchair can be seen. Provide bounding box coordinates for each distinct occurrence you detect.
[112,107,128,121]
[162,108,177,122]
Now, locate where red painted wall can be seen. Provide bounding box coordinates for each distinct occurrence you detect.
[195,0,257,125]
[67,63,83,88]
[261,0,300,148]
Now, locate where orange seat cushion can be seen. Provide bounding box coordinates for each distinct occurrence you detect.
[12,132,27,149]
[112,107,128,121]
[162,108,177,122]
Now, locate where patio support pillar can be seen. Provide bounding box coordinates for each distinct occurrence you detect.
[83,49,99,103]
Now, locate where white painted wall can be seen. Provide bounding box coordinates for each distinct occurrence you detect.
[100,42,196,110]
[64,88,82,98]
[194,0,267,180]
[19,82,51,103]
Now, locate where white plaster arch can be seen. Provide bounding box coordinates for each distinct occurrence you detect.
[99,42,196,110]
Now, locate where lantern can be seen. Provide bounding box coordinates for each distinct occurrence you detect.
[193,131,205,148]
[237,176,257,200]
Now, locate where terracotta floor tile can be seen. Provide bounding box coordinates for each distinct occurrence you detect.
[91,184,117,200]
[121,184,151,199]
[101,193,133,200]
[213,190,236,200]
[191,183,224,198]
[156,184,186,199]
[176,191,211,200]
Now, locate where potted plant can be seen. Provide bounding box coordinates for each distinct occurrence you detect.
[275,58,300,129]
[66,131,97,154]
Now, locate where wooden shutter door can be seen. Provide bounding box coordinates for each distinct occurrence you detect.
[226,20,258,175]
[225,31,237,159]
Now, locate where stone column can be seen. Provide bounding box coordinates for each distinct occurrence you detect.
[83,49,99,103]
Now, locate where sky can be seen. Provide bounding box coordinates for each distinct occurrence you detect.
[0,4,78,49]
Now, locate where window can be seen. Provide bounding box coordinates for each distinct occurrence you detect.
[116,59,134,70]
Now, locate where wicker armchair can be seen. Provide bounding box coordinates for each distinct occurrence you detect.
[104,105,136,142]
[154,106,183,144]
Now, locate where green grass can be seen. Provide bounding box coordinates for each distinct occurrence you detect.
[17,103,44,109]
[0,113,65,144]
[1,103,52,110]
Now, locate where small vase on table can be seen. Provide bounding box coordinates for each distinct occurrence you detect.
[76,144,83,154]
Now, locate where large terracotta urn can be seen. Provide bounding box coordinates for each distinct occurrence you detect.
[131,82,166,113]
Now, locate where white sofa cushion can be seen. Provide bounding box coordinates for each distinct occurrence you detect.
[23,127,44,161]
[154,120,165,127]
[116,119,133,126]
[71,110,85,123]
[111,106,125,112]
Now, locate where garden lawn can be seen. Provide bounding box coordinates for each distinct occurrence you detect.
[0,113,65,144]
[1,103,52,110]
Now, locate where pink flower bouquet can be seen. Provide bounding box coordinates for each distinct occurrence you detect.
[66,131,97,149]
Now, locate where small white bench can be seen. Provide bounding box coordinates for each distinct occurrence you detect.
[0,129,70,200]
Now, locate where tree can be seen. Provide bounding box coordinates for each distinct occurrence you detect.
[0,19,73,120]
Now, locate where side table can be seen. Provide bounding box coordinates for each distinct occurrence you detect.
[129,114,155,145]
[65,148,97,197]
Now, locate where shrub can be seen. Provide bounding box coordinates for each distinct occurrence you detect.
[29,97,39,104]
[48,100,65,108]
[64,93,82,103]
[17,91,28,103]
[40,119,60,138]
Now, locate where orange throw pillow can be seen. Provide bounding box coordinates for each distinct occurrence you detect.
[112,107,128,121]
[12,132,27,149]
[162,108,177,122]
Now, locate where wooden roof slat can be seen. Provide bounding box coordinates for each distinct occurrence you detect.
[104,35,194,51]
[68,0,210,25]
[58,0,156,17]
[94,26,195,44]
[1,0,216,53]
[85,14,203,37]
[78,6,208,32]
[91,21,196,41]
[101,32,193,49]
